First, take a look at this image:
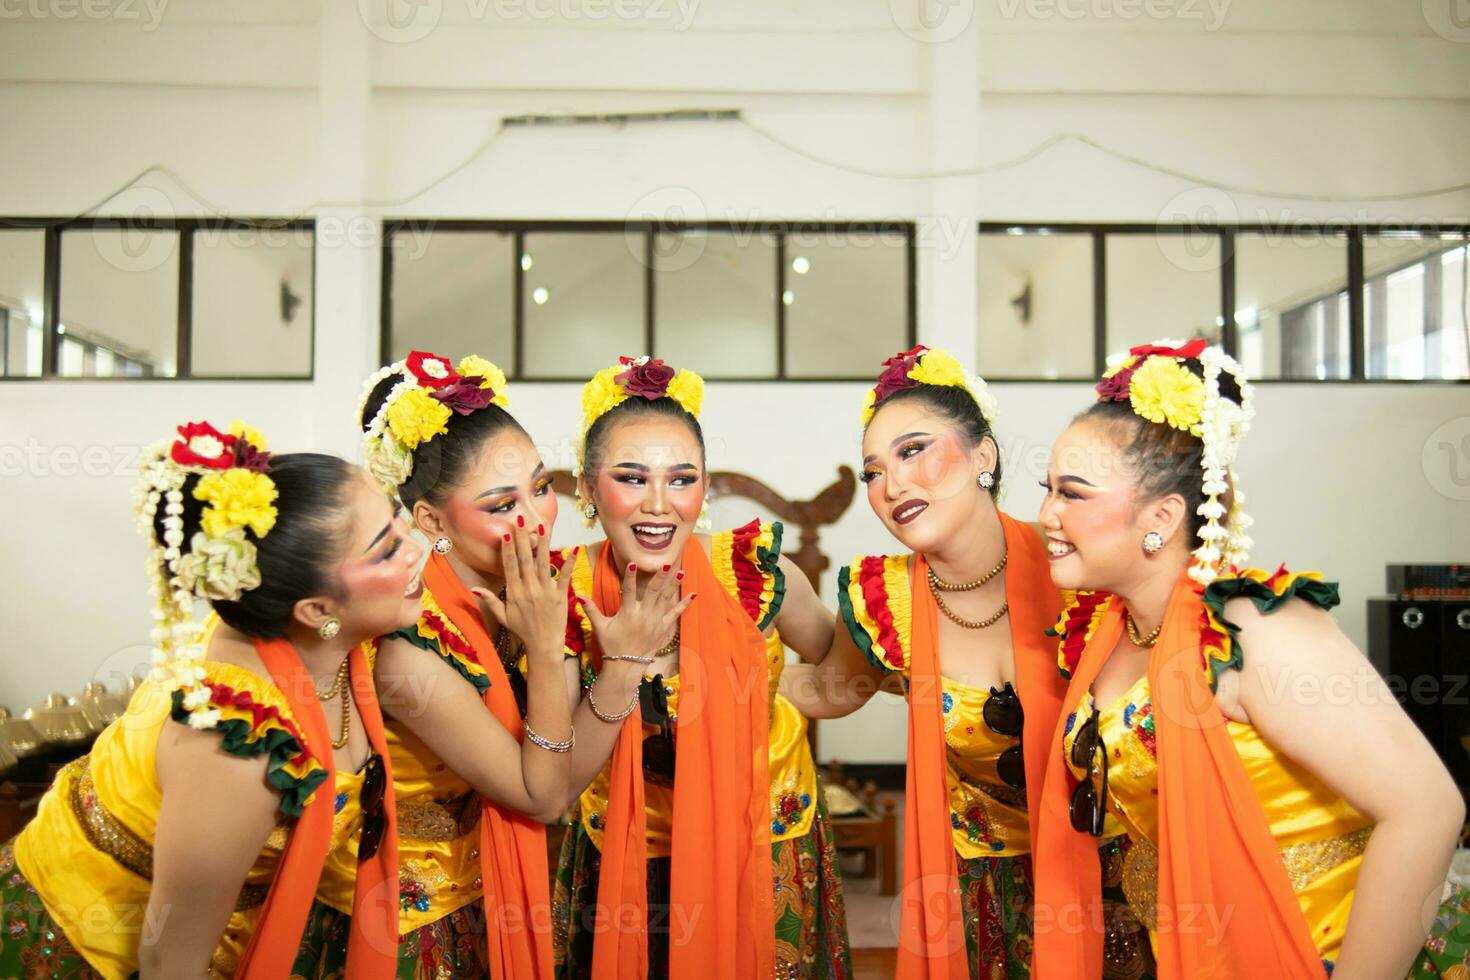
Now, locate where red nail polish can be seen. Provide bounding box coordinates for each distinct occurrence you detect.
[662,564,671,572]
[537,524,545,536]
[690,592,698,600]
[628,562,637,572]
[676,571,685,582]
[503,533,512,542]
[517,515,525,528]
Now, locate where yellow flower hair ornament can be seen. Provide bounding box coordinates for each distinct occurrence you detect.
[1095,338,1255,584]
[358,350,511,497]
[132,420,277,729]
[576,355,705,467]
[575,355,708,527]
[860,345,1000,428]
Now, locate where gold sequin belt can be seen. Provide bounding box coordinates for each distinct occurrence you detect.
[1121,826,1373,931]
[67,756,270,911]
[397,792,479,842]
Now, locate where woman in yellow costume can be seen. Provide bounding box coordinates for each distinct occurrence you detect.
[0,419,416,978]
[552,355,851,979]
[780,346,1153,980]
[1032,339,1470,978]
[296,350,651,980]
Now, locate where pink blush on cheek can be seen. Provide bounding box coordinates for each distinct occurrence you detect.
[444,495,513,549]
[339,558,411,603]
[909,436,971,492]
[593,476,645,523]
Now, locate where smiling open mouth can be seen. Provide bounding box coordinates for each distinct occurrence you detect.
[892,500,928,526]
[404,569,424,599]
[632,522,677,551]
[1047,539,1077,561]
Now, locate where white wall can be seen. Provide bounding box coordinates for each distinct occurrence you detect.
[1,0,1468,762]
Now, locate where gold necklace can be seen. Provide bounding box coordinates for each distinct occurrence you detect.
[331,690,351,750]
[315,656,352,750]
[927,552,1008,592]
[1125,613,1163,648]
[928,568,1008,630]
[315,656,349,701]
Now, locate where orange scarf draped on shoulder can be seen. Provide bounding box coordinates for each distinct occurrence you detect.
[242,637,399,979]
[423,551,556,980]
[896,511,1064,978]
[589,536,774,980]
[1031,569,1323,978]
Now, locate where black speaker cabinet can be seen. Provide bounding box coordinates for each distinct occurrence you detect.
[1368,598,1470,796]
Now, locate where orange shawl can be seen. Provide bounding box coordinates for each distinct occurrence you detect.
[1031,569,1323,978]
[423,551,556,979]
[589,537,774,979]
[896,511,1063,977]
[242,637,399,979]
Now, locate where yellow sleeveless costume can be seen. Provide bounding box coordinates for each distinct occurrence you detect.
[1,659,351,979]
[1058,567,1470,975]
[552,520,851,979]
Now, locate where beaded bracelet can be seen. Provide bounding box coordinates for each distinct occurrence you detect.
[603,653,655,665]
[524,723,575,753]
[588,685,639,723]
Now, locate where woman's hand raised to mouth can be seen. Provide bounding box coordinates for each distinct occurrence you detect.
[471,516,566,664]
[576,560,696,666]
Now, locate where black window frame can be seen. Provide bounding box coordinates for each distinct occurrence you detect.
[0,216,317,382]
[380,219,918,381]
[979,221,1470,385]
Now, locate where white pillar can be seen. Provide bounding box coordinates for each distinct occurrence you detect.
[914,0,981,371]
[311,3,378,457]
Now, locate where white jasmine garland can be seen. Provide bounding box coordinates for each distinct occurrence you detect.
[1189,346,1255,584]
[133,425,276,730]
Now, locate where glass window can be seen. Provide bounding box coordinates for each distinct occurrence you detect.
[1365,232,1470,380]
[521,232,644,378]
[0,231,45,377]
[653,230,777,378]
[59,227,179,377]
[977,229,1094,379]
[191,225,313,377]
[784,227,909,378]
[389,228,515,369]
[1105,232,1222,357]
[1234,231,1350,380]
[58,336,85,376]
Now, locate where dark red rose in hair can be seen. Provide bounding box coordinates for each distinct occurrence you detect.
[1095,362,1140,402]
[615,356,677,400]
[233,440,273,474]
[871,345,928,406]
[431,377,494,416]
[171,422,237,469]
[405,350,461,390]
